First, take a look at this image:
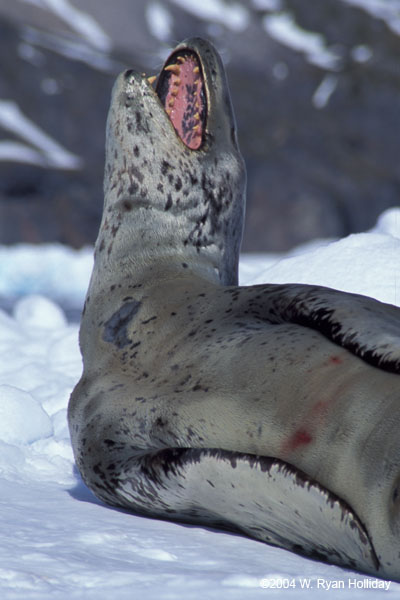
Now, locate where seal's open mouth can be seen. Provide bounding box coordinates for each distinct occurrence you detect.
[152,50,207,150]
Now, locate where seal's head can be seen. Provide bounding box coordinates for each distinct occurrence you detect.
[97,37,246,287]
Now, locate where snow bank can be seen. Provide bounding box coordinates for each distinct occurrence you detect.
[1,208,400,598]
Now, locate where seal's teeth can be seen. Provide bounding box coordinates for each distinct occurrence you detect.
[177,56,185,63]
[194,79,200,86]
[168,98,175,108]
[171,89,179,97]
[147,75,157,85]
[193,66,200,74]
[194,112,200,121]
[193,124,200,133]
[173,78,181,86]
[165,64,180,75]
[166,108,172,115]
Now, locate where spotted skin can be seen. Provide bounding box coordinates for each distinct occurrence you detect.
[69,38,400,581]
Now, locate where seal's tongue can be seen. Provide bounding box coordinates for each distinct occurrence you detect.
[155,52,206,150]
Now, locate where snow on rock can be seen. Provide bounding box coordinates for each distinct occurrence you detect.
[145,2,173,41]
[0,100,82,169]
[263,11,342,71]
[169,0,250,32]
[343,0,400,37]
[21,0,112,51]
[1,209,400,598]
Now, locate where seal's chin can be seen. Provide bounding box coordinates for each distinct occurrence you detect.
[151,49,207,150]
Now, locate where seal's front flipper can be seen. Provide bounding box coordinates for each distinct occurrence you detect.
[112,448,380,577]
[265,284,400,374]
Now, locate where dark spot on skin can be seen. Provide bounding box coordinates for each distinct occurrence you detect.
[123,199,133,211]
[182,263,188,268]
[134,146,140,157]
[165,194,173,211]
[103,301,142,349]
[130,165,144,184]
[161,160,172,175]
[141,316,157,324]
[104,439,116,447]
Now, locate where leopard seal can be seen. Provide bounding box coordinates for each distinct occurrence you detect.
[68,37,400,581]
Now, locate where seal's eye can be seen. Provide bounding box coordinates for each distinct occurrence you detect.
[155,51,206,150]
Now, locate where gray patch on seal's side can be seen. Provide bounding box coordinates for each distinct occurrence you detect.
[103,301,142,348]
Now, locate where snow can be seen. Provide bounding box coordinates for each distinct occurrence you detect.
[20,0,112,51]
[169,0,250,32]
[1,207,400,598]
[342,0,400,37]
[312,74,339,109]
[19,26,121,74]
[146,2,174,42]
[0,101,82,169]
[263,12,342,71]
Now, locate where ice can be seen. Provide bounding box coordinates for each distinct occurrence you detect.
[1,208,400,598]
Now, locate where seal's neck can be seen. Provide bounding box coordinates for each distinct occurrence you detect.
[90,38,246,294]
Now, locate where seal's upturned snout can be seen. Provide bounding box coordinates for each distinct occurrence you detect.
[100,38,246,287]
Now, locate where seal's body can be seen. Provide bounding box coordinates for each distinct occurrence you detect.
[69,38,400,580]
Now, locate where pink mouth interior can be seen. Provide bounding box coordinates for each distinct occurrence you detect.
[156,52,206,150]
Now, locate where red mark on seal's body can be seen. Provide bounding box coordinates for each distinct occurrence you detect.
[282,428,312,454]
[329,355,342,365]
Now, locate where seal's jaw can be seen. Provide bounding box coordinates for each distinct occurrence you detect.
[155,50,207,150]
[143,37,239,154]
[101,38,246,287]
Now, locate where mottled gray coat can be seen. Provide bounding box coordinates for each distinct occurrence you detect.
[69,38,400,581]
